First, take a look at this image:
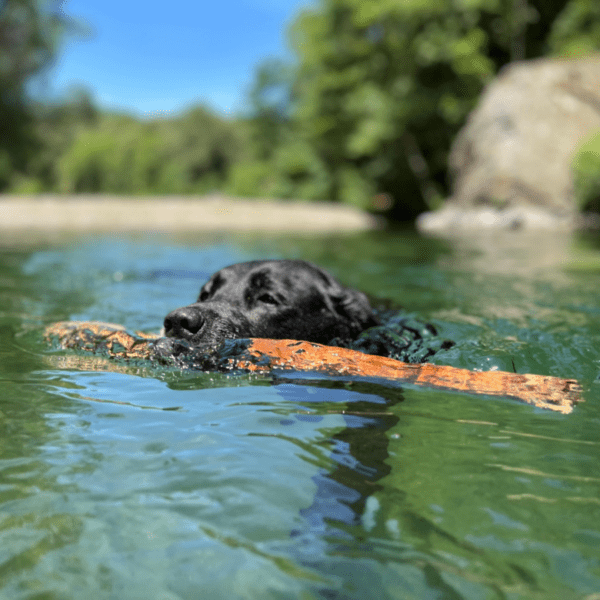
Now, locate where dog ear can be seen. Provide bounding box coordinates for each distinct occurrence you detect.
[332,289,378,329]
[197,273,224,302]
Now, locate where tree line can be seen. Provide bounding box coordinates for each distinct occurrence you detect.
[2,0,600,220]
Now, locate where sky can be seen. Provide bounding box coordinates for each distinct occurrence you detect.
[40,0,313,118]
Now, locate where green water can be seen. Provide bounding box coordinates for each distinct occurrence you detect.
[1,229,599,600]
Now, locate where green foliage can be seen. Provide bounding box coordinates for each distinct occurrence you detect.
[227,160,274,198]
[0,0,75,190]
[572,131,600,213]
[19,88,98,191]
[227,139,333,201]
[54,106,243,195]
[232,0,499,217]
[232,0,600,220]
[548,0,600,58]
[5,0,600,220]
[0,0,65,95]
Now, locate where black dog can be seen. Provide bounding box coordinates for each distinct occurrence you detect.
[163,259,452,364]
[164,259,379,347]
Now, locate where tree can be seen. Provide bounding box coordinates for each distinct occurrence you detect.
[0,0,75,189]
[237,0,600,220]
[55,106,245,196]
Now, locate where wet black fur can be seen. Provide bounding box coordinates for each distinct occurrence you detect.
[163,259,453,363]
[164,259,378,347]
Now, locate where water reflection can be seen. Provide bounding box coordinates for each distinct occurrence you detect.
[433,230,575,275]
[271,380,402,556]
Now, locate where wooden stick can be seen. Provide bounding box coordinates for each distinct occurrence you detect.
[45,321,582,413]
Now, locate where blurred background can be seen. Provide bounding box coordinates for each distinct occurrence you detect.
[2,0,600,223]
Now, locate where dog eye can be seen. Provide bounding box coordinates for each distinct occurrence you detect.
[257,293,279,305]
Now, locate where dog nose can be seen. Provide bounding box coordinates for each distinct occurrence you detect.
[164,306,205,338]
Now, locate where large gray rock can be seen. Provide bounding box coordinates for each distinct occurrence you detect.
[418,55,600,232]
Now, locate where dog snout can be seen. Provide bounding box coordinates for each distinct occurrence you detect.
[164,306,205,339]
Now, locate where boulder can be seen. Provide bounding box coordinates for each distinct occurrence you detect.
[418,55,600,232]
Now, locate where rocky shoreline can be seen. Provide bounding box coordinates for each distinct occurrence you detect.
[416,205,576,233]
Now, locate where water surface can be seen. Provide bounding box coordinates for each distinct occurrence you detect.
[1,229,599,599]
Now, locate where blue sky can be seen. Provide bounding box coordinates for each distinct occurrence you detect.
[42,0,312,118]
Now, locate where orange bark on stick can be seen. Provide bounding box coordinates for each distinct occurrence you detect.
[241,339,581,413]
[45,321,582,413]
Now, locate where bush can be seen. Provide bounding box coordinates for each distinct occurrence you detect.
[55,107,244,195]
[572,131,600,214]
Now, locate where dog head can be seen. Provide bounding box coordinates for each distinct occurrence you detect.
[163,259,377,346]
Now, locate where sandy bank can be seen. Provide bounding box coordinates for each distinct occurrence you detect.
[0,194,381,233]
